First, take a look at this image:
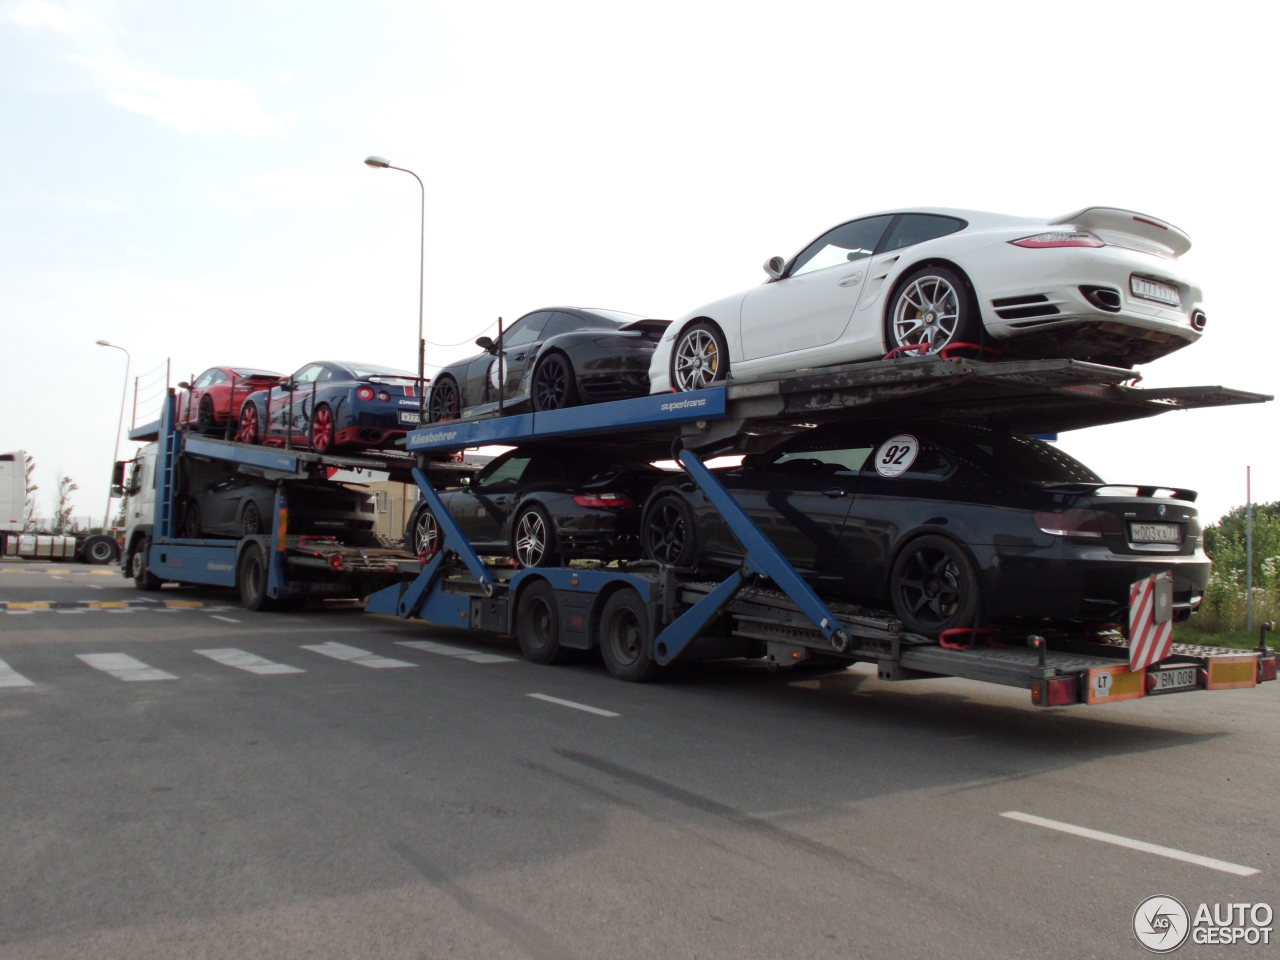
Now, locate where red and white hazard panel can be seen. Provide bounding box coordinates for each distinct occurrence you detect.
[1128,571,1174,671]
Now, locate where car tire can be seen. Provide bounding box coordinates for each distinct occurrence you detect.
[407,503,442,555]
[641,493,699,567]
[241,502,263,537]
[515,579,573,665]
[129,538,162,591]
[236,403,261,445]
[670,321,729,392]
[196,396,216,434]
[597,588,663,682]
[181,500,201,539]
[888,534,981,637]
[310,403,335,454]
[428,375,461,423]
[531,353,580,411]
[81,534,117,565]
[511,504,561,568]
[887,265,979,357]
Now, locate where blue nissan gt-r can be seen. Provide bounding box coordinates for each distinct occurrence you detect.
[235,360,423,453]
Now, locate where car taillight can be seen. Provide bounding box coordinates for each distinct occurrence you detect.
[573,493,635,508]
[378,390,391,402]
[1010,231,1105,249]
[357,386,375,401]
[1034,508,1123,539]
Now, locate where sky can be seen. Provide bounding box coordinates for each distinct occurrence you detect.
[1,0,1275,529]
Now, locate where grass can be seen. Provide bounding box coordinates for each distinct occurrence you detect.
[1174,621,1276,651]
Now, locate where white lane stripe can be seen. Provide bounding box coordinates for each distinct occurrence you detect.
[527,693,619,717]
[1001,811,1260,877]
[194,649,304,675]
[77,653,177,682]
[0,658,35,687]
[396,640,516,663]
[210,615,241,624]
[300,642,415,669]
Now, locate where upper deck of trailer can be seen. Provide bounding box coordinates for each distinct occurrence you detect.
[403,355,1270,457]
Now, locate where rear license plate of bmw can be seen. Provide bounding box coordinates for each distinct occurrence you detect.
[1129,522,1179,543]
[1130,276,1180,306]
[1146,665,1198,695]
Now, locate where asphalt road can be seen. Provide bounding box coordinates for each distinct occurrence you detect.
[1,558,1276,959]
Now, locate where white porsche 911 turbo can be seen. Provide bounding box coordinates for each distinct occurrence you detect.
[648,207,1205,392]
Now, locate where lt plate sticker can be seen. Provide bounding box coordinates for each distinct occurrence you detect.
[875,435,918,478]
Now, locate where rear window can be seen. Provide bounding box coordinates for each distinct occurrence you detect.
[961,434,1102,484]
[345,363,415,379]
[231,368,279,379]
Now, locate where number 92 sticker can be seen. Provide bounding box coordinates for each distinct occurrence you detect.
[874,434,919,477]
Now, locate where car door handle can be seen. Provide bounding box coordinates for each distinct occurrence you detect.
[822,488,849,498]
[838,273,864,287]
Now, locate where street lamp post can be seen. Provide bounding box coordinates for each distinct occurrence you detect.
[96,339,131,531]
[364,155,426,416]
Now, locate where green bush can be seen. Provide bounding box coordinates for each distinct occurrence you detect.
[1196,502,1280,632]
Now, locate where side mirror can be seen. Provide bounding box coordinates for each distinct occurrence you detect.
[177,381,192,390]
[110,461,126,499]
[763,256,786,280]
[280,380,295,392]
[476,336,495,353]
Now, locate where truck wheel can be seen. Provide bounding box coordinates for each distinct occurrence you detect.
[81,535,117,565]
[888,534,981,637]
[641,493,699,567]
[598,588,663,682]
[515,579,573,665]
[129,539,162,591]
[237,542,292,611]
[512,505,561,568]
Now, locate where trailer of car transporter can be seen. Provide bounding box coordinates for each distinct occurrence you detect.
[362,353,1277,707]
[117,394,473,608]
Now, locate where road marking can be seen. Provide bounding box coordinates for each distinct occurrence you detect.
[527,693,619,717]
[194,649,304,675]
[0,658,36,688]
[76,653,177,682]
[396,640,516,664]
[210,615,241,624]
[1000,811,1260,877]
[300,642,415,669]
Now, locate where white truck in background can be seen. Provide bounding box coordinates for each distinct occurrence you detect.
[0,451,119,564]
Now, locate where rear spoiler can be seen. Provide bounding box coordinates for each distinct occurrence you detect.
[1042,481,1198,502]
[619,318,671,339]
[1050,207,1191,258]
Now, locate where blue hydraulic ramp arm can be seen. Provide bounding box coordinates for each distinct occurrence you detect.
[364,466,497,623]
[651,449,852,666]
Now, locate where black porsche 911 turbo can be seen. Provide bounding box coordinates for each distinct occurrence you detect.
[639,423,1209,637]
[404,446,672,567]
[426,306,669,422]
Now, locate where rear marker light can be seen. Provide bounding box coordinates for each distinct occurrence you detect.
[573,493,636,508]
[1031,676,1078,706]
[1010,232,1105,249]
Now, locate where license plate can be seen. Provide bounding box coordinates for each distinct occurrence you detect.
[1147,666,1198,694]
[399,411,421,424]
[1129,522,1179,543]
[1130,276,1181,306]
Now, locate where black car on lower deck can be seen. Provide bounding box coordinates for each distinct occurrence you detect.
[405,446,671,567]
[640,423,1209,636]
[427,307,669,422]
[180,461,377,545]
